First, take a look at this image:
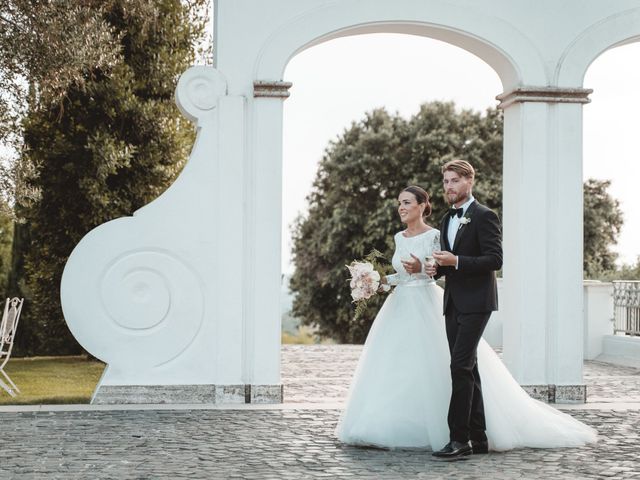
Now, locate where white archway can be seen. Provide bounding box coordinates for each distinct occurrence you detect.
[60,0,640,404]
[555,7,640,87]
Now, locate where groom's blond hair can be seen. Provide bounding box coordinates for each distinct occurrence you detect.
[442,159,475,180]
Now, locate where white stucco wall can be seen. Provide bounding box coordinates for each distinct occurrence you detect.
[60,0,640,401]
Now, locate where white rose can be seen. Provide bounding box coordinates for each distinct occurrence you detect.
[351,287,365,301]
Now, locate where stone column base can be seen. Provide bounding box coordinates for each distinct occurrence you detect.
[91,384,283,405]
[521,385,555,403]
[250,384,284,404]
[555,385,587,403]
[521,384,587,404]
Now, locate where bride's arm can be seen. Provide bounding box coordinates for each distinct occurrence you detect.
[383,233,402,286]
[434,265,453,279]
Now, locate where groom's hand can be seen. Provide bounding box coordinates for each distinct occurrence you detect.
[433,250,457,267]
[401,254,422,274]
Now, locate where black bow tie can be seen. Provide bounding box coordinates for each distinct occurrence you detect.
[449,207,464,218]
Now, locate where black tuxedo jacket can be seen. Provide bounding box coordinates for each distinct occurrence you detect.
[436,200,502,314]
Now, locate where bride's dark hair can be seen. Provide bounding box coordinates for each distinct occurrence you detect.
[402,185,432,219]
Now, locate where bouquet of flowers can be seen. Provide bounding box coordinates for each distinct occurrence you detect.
[346,249,390,320]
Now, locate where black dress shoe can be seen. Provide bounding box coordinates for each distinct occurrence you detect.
[471,440,489,454]
[432,440,472,458]
[432,441,453,457]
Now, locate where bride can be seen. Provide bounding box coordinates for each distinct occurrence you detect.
[335,185,597,451]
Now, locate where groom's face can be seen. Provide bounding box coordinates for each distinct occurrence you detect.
[443,170,473,206]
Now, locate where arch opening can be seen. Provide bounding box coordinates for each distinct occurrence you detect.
[280,32,504,349]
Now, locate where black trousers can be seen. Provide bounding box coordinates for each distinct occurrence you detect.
[445,301,491,443]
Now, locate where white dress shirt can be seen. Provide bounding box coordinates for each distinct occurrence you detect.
[447,195,475,269]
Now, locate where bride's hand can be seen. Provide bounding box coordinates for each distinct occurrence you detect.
[401,254,422,274]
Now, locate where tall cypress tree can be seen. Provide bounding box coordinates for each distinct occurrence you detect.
[15,0,208,355]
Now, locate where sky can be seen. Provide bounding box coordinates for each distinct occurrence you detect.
[281,34,640,273]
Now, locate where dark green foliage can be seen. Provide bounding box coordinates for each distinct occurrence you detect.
[0,203,14,293]
[13,0,207,355]
[583,179,624,279]
[0,0,121,209]
[290,102,624,343]
[290,102,503,343]
[606,258,640,281]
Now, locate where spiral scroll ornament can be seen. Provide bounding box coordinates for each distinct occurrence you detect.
[63,245,205,369]
[175,66,228,122]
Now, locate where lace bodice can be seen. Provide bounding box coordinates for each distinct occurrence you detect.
[386,229,440,286]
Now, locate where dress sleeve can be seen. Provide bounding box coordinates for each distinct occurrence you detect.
[385,232,401,285]
[428,230,441,256]
[385,273,400,286]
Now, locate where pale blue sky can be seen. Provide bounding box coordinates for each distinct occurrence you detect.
[282,34,640,273]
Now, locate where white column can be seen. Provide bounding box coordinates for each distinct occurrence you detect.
[243,81,292,402]
[551,101,587,399]
[501,100,550,392]
[498,87,592,403]
[215,96,246,388]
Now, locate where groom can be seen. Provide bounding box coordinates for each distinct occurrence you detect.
[421,159,502,458]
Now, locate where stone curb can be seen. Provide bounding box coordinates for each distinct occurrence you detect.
[1,400,639,414]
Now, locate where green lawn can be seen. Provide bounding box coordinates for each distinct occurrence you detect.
[0,356,105,405]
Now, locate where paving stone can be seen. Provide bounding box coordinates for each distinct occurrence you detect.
[0,345,639,478]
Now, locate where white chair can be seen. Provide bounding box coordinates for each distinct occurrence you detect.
[0,298,24,397]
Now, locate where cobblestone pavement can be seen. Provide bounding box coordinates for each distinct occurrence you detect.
[0,345,639,479]
[1,408,638,479]
[281,345,362,403]
[281,345,640,404]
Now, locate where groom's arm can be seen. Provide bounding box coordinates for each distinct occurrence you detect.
[433,264,453,279]
[457,209,502,273]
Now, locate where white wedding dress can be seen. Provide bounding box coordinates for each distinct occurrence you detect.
[335,228,597,451]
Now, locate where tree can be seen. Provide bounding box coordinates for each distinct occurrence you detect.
[600,258,640,281]
[583,179,623,278]
[0,0,121,210]
[290,103,625,343]
[0,202,13,293]
[13,0,209,355]
[290,102,503,343]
